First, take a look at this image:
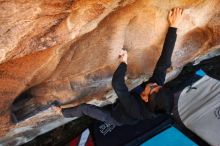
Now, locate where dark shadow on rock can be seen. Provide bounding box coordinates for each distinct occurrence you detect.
[11,89,61,123]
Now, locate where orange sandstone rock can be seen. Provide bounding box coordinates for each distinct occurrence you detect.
[0,0,220,138]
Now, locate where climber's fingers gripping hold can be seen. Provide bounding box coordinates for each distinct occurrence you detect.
[168,8,183,28]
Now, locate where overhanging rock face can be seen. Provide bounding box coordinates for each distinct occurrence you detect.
[0,0,220,143]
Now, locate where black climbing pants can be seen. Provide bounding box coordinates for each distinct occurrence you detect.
[61,104,122,126]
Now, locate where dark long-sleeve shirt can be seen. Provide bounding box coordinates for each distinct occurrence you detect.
[111,27,177,124]
[143,27,177,86]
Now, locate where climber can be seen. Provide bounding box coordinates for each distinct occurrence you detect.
[53,8,183,126]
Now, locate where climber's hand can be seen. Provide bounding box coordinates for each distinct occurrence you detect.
[168,8,183,28]
[52,106,63,115]
[119,49,128,64]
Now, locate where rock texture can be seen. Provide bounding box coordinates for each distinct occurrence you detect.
[0,0,220,140]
